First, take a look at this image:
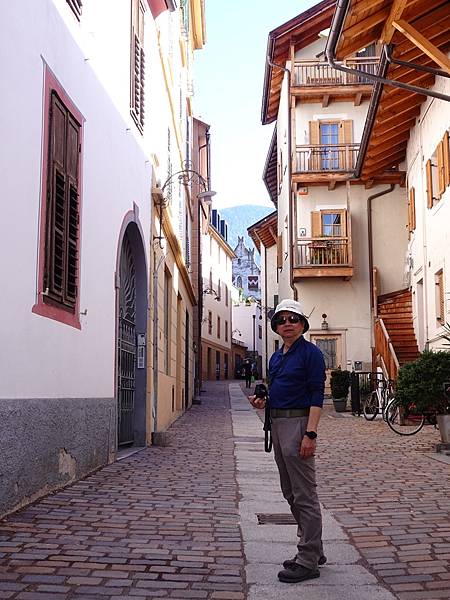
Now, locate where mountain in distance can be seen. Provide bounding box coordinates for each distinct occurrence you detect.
[218,204,274,259]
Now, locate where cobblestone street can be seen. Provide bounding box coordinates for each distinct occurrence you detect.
[1,380,450,599]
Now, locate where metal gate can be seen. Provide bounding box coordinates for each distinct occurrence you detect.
[118,233,136,446]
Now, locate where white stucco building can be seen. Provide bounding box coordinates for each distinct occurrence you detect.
[0,0,208,517]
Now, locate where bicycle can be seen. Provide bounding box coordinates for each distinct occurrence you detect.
[385,396,437,436]
[362,377,394,421]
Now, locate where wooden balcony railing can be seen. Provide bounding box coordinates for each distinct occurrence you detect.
[295,237,351,268]
[293,58,379,87]
[374,318,400,381]
[295,144,359,173]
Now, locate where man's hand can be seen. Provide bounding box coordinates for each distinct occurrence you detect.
[248,395,266,410]
[299,435,316,458]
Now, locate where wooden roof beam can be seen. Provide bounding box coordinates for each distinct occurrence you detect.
[379,0,408,45]
[392,19,450,75]
[375,105,421,128]
[364,150,406,169]
[341,6,391,42]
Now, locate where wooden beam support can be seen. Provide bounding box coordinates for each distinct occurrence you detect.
[379,0,408,45]
[392,19,450,76]
[328,180,337,191]
[322,93,330,107]
[354,92,363,106]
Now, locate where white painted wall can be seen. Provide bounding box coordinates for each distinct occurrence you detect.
[0,0,170,398]
[405,75,450,350]
[232,302,263,359]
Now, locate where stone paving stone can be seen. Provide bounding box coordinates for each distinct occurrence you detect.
[0,381,245,599]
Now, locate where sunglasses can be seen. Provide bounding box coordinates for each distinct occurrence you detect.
[274,315,303,326]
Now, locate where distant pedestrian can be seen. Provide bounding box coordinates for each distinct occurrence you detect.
[243,361,252,388]
[248,299,326,584]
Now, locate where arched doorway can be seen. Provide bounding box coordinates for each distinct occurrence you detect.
[116,217,147,448]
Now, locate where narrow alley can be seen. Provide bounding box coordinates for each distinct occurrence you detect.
[1,381,450,600]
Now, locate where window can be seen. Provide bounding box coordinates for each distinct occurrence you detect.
[274,294,279,309]
[258,325,262,340]
[225,284,229,306]
[309,120,353,170]
[236,275,242,289]
[66,0,82,19]
[33,68,84,329]
[208,311,212,335]
[130,0,145,131]
[320,123,339,169]
[436,270,445,323]
[217,279,221,301]
[311,210,347,237]
[164,269,172,374]
[217,316,221,339]
[225,321,228,342]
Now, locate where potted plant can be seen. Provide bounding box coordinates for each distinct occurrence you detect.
[330,368,351,412]
[396,350,450,443]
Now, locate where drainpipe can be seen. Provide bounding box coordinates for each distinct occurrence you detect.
[152,250,165,443]
[367,184,395,370]
[266,55,297,301]
[325,0,450,103]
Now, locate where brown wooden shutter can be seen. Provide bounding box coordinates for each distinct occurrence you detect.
[277,234,283,268]
[443,131,450,188]
[437,140,445,198]
[45,92,80,309]
[409,187,416,233]
[437,270,445,321]
[309,121,320,171]
[311,211,321,237]
[66,0,82,19]
[340,209,348,237]
[339,120,353,144]
[131,0,145,130]
[426,159,433,209]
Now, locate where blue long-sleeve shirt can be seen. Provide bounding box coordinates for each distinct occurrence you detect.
[268,336,326,409]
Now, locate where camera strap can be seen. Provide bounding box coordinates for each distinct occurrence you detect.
[263,401,272,453]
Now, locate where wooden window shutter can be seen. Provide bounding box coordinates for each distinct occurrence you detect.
[339,120,353,144]
[309,121,320,170]
[437,270,445,321]
[131,0,145,130]
[66,0,82,19]
[277,234,283,268]
[409,187,416,232]
[426,159,433,209]
[437,140,445,197]
[311,211,321,237]
[45,92,80,310]
[341,209,348,237]
[309,121,320,145]
[443,131,450,188]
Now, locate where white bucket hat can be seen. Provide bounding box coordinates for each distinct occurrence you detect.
[270,299,310,333]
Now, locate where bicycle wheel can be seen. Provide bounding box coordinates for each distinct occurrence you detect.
[363,391,378,421]
[386,398,425,436]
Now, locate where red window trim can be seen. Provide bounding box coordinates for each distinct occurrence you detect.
[147,0,169,19]
[32,64,85,329]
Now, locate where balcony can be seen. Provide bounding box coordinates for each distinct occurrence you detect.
[294,143,359,185]
[292,58,378,105]
[293,237,353,280]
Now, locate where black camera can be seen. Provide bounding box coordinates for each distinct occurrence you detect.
[254,383,268,399]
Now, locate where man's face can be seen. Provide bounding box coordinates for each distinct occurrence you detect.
[275,311,305,342]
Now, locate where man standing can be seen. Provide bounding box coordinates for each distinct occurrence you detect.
[243,360,253,388]
[248,299,326,583]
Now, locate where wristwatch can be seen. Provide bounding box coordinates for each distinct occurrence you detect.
[305,431,317,440]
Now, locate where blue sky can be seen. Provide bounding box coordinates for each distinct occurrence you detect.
[194,1,316,209]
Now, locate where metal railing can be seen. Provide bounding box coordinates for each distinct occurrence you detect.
[295,237,350,268]
[293,58,379,87]
[295,144,360,172]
